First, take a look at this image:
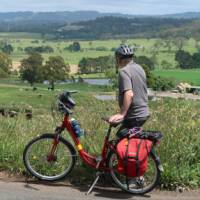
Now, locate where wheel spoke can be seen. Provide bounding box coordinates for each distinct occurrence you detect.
[108,151,160,194]
[24,134,76,181]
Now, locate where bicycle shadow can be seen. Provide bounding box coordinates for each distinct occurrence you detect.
[22,178,151,199]
[72,184,151,199]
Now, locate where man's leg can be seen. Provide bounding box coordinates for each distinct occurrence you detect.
[116,117,149,138]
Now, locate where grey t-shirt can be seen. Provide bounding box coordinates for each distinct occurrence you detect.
[118,61,149,119]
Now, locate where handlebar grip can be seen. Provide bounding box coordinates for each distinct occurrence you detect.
[68,91,78,94]
[101,117,109,122]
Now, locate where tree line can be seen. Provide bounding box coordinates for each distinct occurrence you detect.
[0,50,70,90]
[24,45,54,54]
[78,56,114,74]
[78,54,155,74]
[175,50,200,69]
[55,16,193,40]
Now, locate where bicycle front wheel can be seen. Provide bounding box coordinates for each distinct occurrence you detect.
[23,133,77,181]
[107,150,160,195]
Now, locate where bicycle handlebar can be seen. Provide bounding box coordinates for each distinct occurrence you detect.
[68,91,78,94]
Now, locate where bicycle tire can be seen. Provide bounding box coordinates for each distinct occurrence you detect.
[107,150,160,195]
[23,133,77,181]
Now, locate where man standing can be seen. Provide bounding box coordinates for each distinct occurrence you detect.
[109,45,149,136]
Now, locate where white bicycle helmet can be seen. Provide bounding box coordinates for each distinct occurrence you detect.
[115,44,134,58]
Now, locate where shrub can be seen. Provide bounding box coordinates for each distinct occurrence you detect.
[152,76,176,91]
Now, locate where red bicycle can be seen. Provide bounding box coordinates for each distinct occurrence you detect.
[23,91,163,195]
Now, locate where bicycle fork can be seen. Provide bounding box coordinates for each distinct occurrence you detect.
[47,128,63,163]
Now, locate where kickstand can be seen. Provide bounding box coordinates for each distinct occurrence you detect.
[86,172,101,195]
[86,156,102,195]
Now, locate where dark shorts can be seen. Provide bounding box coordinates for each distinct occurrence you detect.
[116,116,149,138]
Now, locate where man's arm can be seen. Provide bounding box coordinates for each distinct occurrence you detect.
[121,90,134,116]
[109,90,133,123]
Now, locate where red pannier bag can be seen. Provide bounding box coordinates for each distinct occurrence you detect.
[117,138,152,177]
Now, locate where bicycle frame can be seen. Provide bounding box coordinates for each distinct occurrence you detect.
[54,115,117,171]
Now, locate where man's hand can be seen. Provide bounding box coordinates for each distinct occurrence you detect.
[109,113,124,123]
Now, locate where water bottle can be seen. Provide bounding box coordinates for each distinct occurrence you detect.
[71,118,84,137]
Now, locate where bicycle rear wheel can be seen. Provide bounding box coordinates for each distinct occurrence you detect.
[23,133,77,181]
[107,150,160,194]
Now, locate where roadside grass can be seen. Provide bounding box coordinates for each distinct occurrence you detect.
[0,83,200,188]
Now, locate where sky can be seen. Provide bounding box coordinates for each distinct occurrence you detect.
[0,0,200,15]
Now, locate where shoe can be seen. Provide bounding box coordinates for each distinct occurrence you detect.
[127,176,145,188]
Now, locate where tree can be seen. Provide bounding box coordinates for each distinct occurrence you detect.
[0,52,12,76]
[135,56,155,70]
[41,56,70,90]
[172,37,186,50]
[0,68,9,78]
[195,39,200,52]
[192,52,200,68]
[78,57,89,74]
[154,39,164,51]
[163,39,172,52]
[140,64,155,88]
[19,53,43,86]
[68,42,81,52]
[175,50,193,69]
[105,69,118,88]
[161,60,173,70]
[1,44,13,55]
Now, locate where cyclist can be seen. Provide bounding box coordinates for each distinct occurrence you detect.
[109,44,150,137]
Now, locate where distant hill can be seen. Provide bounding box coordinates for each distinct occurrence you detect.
[161,12,200,19]
[0,11,137,23]
[1,11,200,23]
[56,16,193,39]
[0,11,200,39]
[0,11,137,33]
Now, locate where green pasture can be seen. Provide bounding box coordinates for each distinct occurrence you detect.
[153,70,200,85]
[0,32,42,39]
[0,32,199,68]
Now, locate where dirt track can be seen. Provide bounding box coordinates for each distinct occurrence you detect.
[149,91,200,100]
[0,172,199,200]
[0,178,199,200]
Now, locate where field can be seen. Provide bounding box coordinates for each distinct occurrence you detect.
[0,32,198,66]
[153,70,200,85]
[0,82,200,188]
[1,32,200,85]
